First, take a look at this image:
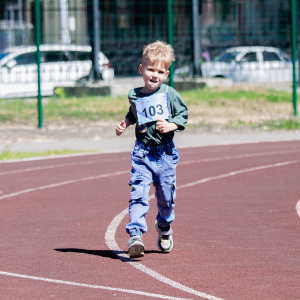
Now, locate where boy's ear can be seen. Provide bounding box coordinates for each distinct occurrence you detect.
[139,64,143,75]
[164,70,170,79]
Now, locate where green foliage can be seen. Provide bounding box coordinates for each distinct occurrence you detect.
[54,87,67,98]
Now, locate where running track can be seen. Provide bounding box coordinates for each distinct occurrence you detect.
[0,140,300,299]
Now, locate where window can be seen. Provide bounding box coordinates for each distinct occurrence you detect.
[71,51,91,61]
[0,53,10,61]
[43,51,70,63]
[214,51,239,63]
[14,52,36,65]
[263,51,280,62]
[241,52,258,62]
[279,50,291,62]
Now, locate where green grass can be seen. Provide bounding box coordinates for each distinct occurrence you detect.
[259,118,300,130]
[44,96,129,123]
[0,87,299,161]
[0,149,92,161]
[181,88,294,105]
[0,95,128,125]
[0,87,299,129]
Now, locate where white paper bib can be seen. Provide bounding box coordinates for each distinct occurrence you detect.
[135,92,170,125]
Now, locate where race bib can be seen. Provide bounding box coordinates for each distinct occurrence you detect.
[135,92,170,125]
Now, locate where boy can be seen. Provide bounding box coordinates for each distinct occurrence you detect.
[116,41,188,258]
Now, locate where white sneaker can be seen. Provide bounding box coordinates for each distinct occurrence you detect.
[155,221,173,252]
[128,236,145,258]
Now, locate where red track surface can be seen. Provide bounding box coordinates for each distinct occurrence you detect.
[0,141,300,299]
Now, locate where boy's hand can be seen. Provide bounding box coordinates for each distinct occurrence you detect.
[156,119,178,133]
[116,120,127,136]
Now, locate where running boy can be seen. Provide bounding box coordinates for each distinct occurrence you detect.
[115,41,188,258]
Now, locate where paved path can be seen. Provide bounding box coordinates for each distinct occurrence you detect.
[1,126,300,153]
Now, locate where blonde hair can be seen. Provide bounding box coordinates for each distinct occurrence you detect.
[142,41,175,69]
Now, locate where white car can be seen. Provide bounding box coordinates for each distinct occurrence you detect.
[0,44,114,98]
[201,46,295,83]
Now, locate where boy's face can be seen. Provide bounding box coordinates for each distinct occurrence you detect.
[139,58,170,93]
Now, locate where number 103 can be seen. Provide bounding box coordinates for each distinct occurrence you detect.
[142,104,164,118]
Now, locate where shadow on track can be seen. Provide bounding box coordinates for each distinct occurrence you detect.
[54,248,120,260]
[54,248,164,262]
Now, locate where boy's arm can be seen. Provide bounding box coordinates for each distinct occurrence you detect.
[116,118,133,136]
[156,119,178,133]
[168,91,189,132]
[116,103,137,136]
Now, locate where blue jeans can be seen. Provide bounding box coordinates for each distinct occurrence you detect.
[126,140,179,237]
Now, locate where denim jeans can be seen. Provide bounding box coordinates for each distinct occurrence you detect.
[126,140,179,237]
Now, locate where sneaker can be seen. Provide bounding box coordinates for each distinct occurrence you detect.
[155,221,173,252]
[128,236,145,258]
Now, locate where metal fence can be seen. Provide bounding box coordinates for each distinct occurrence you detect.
[0,0,299,128]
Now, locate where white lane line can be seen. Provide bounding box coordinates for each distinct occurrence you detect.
[0,149,297,177]
[0,159,298,298]
[177,138,300,150]
[180,150,300,165]
[178,161,298,189]
[296,200,300,218]
[0,271,191,300]
[105,160,299,300]
[106,205,223,300]
[0,170,128,201]
[0,157,127,176]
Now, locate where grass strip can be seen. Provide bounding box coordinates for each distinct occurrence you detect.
[0,87,299,129]
[0,149,92,161]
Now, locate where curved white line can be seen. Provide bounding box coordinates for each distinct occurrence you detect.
[180,149,300,166]
[178,161,298,189]
[0,271,191,300]
[0,169,190,299]
[105,160,299,300]
[0,170,128,201]
[0,157,127,177]
[0,158,298,298]
[296,200,300,218]
[105,201,223,300]
[0,160,96,176]
[0,149,297,177]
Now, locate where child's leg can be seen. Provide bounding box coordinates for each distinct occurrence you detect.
[155,174,176,227]
[126,173,151,237]
[153,147,178,252]
[154,147,179,227]
[125,148,153,237]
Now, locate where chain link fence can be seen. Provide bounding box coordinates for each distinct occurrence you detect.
[0,0,299,128]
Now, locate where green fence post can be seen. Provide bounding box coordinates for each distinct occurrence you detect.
[167,0,174,88]
[35,0,43,128]
[291,0,298,116]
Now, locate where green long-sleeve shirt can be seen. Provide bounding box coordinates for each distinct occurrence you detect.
[125,84,188,146]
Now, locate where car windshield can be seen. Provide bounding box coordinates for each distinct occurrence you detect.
[0,52,11,61]
[213,51,239,63]
[279,50,291,62]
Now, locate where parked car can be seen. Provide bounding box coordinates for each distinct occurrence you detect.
[0,44,114,98]
[175,46,296,83]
